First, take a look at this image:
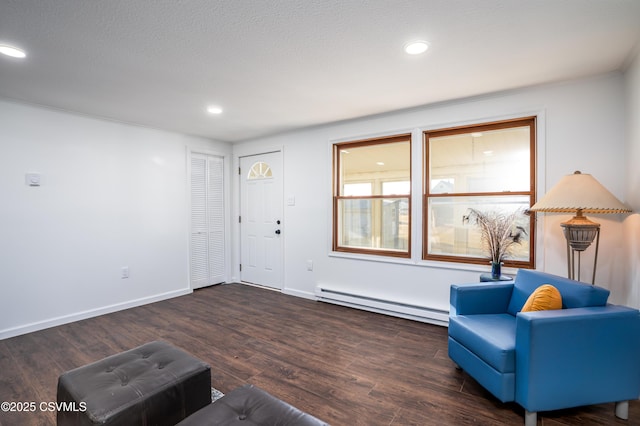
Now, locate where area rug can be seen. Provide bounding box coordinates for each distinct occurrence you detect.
[211,387,225,402]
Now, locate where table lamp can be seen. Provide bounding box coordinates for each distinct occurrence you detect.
[528,171,631,284]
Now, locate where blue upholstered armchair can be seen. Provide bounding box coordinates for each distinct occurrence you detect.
[448,269,640,426]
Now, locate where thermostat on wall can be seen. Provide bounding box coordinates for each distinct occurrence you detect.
[25,173,42,186]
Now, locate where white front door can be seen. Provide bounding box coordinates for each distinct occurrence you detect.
[240,152,283,289]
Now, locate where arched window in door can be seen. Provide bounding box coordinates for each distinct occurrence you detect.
[247,162,272,180]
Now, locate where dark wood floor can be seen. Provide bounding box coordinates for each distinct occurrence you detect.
[0,283,637,426]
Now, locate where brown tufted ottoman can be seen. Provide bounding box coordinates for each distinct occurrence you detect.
[176,384,329,425]
[57,341,211,426]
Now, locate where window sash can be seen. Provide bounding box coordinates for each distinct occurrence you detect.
[335,196,410,256]
[424,193,533,267]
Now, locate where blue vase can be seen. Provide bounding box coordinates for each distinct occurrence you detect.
[491,262,502,279]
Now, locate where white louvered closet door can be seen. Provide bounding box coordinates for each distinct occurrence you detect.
[190,154,225,289]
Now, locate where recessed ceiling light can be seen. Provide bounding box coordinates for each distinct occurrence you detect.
[0,44,26,59]
[404,41,429,55]
[376,162,385,166]
[206,105,223,115]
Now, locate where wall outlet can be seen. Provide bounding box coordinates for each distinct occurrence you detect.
[306,260,313,271]
[121,266,129,279]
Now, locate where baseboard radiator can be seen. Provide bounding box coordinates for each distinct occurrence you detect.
[314,285,449,326]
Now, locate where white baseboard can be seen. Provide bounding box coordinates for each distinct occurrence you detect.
[0,288,192,340]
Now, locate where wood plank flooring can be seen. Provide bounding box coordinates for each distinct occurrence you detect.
[0,283,637,425]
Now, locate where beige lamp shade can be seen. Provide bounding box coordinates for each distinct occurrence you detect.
[529,171,631,283]
[529,171,631,214]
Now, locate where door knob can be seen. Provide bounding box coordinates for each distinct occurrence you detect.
[275,229,281,235]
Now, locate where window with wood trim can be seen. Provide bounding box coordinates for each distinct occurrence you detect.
[333,134,411,257]
[423,117,536,268]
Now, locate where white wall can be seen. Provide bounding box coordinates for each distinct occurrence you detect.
[233,73,631,313]
[0,99,231,338]
[1,70,633,339]
[623,49,640,309]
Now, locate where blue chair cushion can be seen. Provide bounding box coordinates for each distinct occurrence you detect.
[507,269,609,315]
[448,313,516,373]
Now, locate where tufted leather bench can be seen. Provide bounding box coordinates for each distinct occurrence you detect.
[176,384,329,425]
[57,341,211,426]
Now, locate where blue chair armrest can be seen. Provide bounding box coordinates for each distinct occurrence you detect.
[450,282,514,316]
[515,305,640,412]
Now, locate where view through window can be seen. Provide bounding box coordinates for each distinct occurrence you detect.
[331,117,536,268]
[333,134,411,257]
[423,117,536,268]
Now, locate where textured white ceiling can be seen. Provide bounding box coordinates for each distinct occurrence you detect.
[1,0,639,143]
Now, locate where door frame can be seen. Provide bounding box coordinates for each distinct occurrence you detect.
[187,147,232,289]
[232,147,284,289]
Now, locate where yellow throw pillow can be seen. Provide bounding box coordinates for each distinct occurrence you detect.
[521,284,562,312]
